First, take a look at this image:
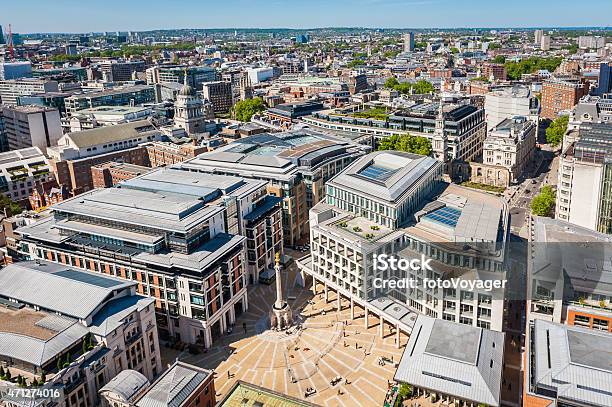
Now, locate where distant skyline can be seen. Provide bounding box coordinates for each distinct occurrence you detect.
[2,0,612,33]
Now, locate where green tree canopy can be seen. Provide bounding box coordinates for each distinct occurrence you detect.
[384,78,433,95]
[545,115,569,147]
[232,97,266,122]
[493,55,506,64]
[531,185,556,217]
[505,57,564,80]
[378,134,432,156]
[0,195,22,217]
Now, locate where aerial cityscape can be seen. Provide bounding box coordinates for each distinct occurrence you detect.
[0,2,611,407]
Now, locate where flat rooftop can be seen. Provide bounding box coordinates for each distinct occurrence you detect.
[328,150,441,203]
[182,128,365,180]
[409,183,505,244]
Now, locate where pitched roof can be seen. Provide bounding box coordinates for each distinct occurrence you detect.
[135,362,213,407]
[0,261,135,320]
[100,370,150,403]
[394,315,504,406]
[66,119,158,149]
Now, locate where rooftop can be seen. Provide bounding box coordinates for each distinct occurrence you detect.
[219,381,320,407]
[182,128,366,180]
[394,315,504,407]
[0,261,135,320]
[135,362,213,407]
[327,150,441,203]
[67,84,154,99]
[100,370,150,403]
[531,319,612,406]
[409,183,506,244]
[63,119,159,149]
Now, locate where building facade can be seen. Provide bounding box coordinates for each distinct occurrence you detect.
[17,168,282,346]
[0,105,62,153]
[0,78,58,105]
[472,116,536,186]
[0,260,162,407]
[180,129,370,246]
[299,151,509,334]
[0,147,54,204]
[541,77,588,120]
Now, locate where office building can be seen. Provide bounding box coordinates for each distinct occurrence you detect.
[394,315,504,407]
[528,216,612,332]
[133,361,215,407]
[540,34,551,51]
[145,65,217,89]
[0,25,4,44]
[17,167,282,345]
[541,77,587,120]
[48,120,163,192]
[0,260,162,407]
[524,319,612,406]
[0,78,59,105]
[1,105,62,153]
[0,147,53,203]
[403,32,415,52]
[298,151,510,335]
[295,34,310,44]
[0,61,32,80]
[99,60,145,82]
[303,101,487,175]
[471,116,537,187]
[594,62,612,96]
[144,141,208,168]
[556,122,612,231]
[62,105,154,133]
[180,128,370,246]
[65,85,156,115]
[202,81,233,114]
[247,67,274,84]
[484,86,540,129]
[262,101,324,128]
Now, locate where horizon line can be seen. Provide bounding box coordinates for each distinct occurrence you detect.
[11,25,612,35]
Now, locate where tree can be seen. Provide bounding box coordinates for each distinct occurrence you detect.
[505,57,563,80]
[545,115,569,147]
[347,59,365,68]
[0,194,22,217]
[384,77,399,89]
[232,97,266,122]
[450,47,460,54]
[384,78,433,95]
[493,55,506,64]
[377,134,432,156]
[531,185,556,217]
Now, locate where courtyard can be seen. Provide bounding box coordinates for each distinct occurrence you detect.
[169,263,408,407]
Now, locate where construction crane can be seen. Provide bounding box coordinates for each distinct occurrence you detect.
[7,24,14,60]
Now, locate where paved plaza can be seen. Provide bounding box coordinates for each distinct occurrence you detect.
[175,264,408,406]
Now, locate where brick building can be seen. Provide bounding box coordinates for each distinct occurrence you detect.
[541,77,588,120]
[91,162,151,188]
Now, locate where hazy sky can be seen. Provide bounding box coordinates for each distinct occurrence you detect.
[3,0,611,33]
